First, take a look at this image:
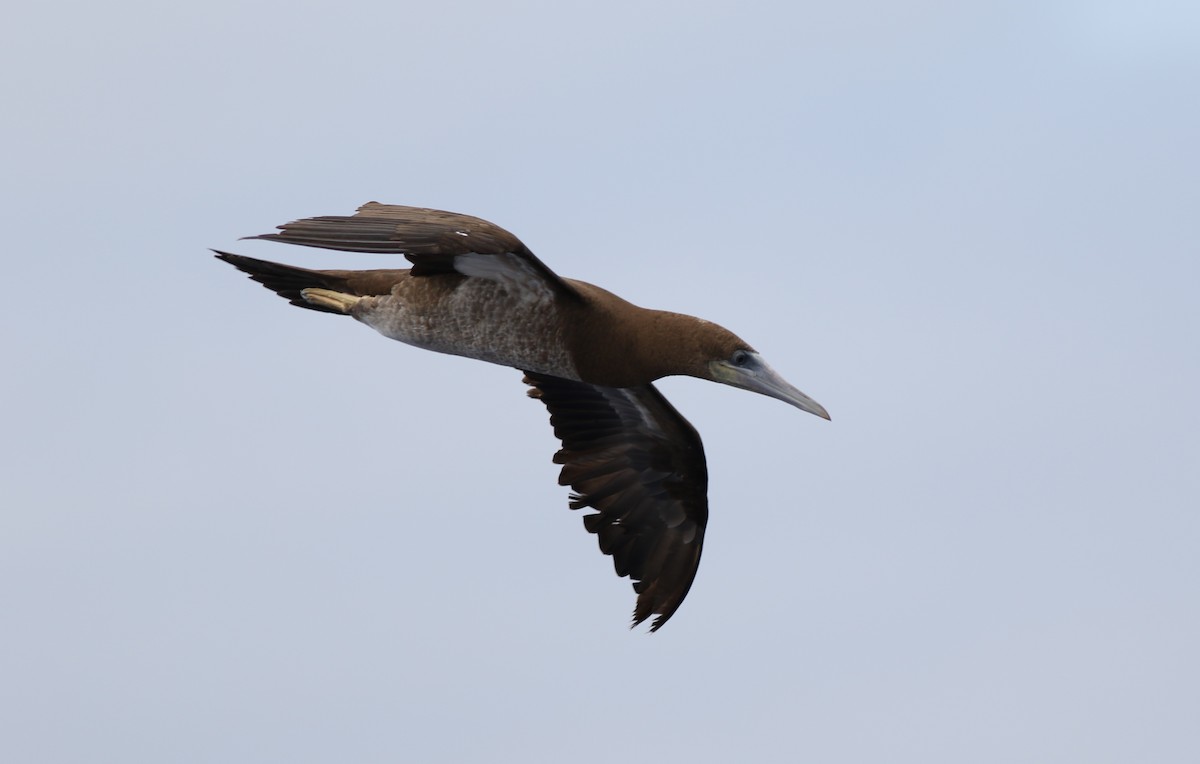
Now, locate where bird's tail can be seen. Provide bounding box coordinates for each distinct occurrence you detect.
[214,250,400,315]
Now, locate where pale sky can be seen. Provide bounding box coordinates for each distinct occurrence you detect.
[3,1,1198,762]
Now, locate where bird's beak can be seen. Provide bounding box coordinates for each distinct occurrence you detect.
[710,353,831,420]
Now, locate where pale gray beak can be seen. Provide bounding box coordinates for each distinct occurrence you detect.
[710,352,831,420]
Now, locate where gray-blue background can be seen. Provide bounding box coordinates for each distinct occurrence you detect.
[4,2,1197,761]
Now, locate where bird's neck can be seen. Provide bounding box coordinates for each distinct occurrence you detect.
[632,309,713,380]
[570,305,708,387]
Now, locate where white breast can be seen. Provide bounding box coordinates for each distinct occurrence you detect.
[353,276,578,378]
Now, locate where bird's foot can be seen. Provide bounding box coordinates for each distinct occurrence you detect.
[300,288,360,314]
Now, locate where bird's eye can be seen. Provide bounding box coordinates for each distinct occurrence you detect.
[731,350,752,367]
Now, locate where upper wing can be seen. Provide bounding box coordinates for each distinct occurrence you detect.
[524,372,710,631]
[249,202,581,302]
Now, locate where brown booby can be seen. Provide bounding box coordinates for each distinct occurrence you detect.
[215,202,829,631]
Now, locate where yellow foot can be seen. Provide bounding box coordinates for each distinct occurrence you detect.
[300,288,360,314]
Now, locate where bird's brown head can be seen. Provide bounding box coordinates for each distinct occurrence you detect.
[706,343,830,420]
[648,313,831,421]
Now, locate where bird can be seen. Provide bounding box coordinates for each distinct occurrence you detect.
[215,202,829,631]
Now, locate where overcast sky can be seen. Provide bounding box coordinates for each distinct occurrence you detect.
[3,1,1198,762]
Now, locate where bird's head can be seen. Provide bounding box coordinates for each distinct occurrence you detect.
[634,312,830,420]
[706,346,830,420]
[689,321,830,420]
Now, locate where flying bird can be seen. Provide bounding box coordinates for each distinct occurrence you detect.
[215,202,829,631]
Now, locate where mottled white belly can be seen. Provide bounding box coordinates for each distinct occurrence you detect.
[352,277,577,378]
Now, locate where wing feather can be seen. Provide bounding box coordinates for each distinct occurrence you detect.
[248,202,581,302]
[524,372,709,631]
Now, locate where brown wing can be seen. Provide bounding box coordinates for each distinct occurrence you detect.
[248,202,581,301]
[524,372,709,631]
